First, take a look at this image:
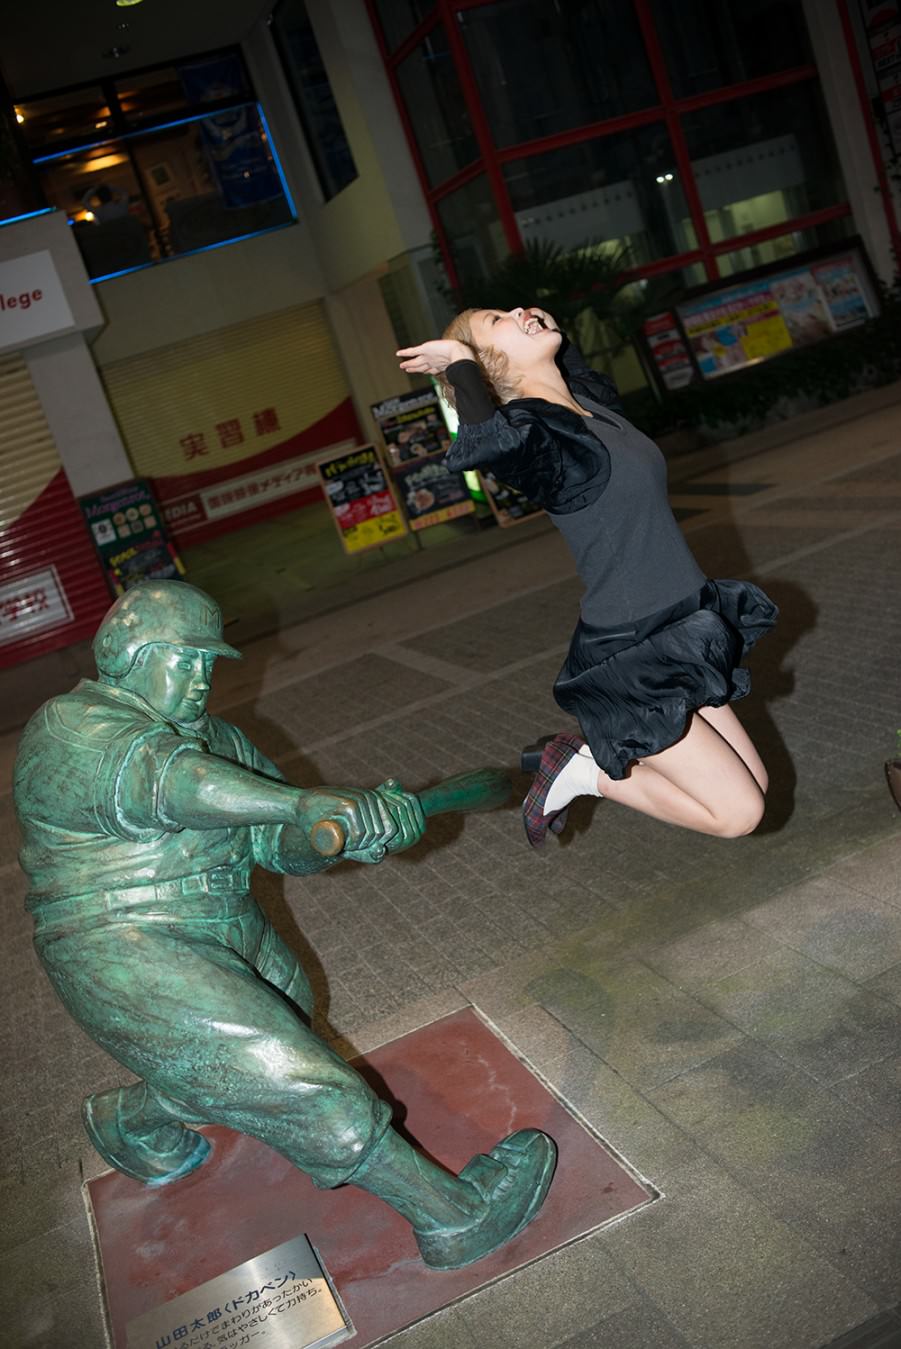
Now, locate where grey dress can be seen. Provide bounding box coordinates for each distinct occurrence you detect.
[444,345,777,778]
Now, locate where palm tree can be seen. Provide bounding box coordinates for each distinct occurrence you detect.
[450,238,683,375]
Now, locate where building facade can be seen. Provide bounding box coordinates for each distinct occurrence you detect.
[0,0,897,663]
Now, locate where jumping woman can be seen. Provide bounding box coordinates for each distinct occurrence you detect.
[397,308,777,848]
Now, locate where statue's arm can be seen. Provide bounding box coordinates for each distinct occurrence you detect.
[157,752,425,864]
[158,749,302,828]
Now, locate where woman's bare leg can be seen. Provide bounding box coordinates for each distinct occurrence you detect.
[697,702,768,792]
[595,709,765,838]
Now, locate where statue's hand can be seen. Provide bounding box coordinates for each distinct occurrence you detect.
[375,779,426,855]
[299,784,423,863]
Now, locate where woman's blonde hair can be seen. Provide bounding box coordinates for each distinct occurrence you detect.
[437,308,522,409]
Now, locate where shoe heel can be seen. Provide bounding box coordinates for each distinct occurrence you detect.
[521,735,554,774]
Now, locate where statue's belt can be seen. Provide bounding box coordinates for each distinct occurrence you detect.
[30,865,254,927]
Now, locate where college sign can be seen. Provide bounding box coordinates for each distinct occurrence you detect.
[0,250,75,352]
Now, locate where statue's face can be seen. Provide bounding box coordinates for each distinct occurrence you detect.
[124,645,216,722]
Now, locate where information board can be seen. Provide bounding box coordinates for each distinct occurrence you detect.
[479,472,544,528]
[645,245,879,388]
[125,1233,350,1349]
[80,478,185,595]
[642,312,695,391]
[860,1,901,152]
[316,443,407,554]
[371,387,474,532]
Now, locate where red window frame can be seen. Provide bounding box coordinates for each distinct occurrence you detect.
[364,0,859,292]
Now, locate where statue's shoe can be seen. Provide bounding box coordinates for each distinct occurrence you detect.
[83,1089,210,1186]
[414,1129,557,1270]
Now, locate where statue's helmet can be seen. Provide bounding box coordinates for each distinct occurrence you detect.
[93,581,241,678]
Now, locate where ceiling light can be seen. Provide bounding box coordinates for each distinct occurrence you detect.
[101,45,130,59]
[15,111,24,123]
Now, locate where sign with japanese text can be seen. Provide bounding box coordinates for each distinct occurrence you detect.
[478,472,544,529]
[673,249,877,381]
[80,479,184,596]
[371,388,474,532]
[199,448,343,520]
[390,456,474,531]
[0,250,75,352]
[642,312,694,391]
[317,444,407,555]
[0,565,72,646]
[99,302,362,544]
[125,1234,350,1349]
[860,0,901,151]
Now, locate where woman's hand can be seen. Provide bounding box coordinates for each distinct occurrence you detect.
[397,339,474,375]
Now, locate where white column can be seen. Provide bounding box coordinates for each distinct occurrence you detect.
[24,333,132,497]
[803,0,895,282]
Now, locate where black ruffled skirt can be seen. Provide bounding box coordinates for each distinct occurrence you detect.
[553,578,778,780]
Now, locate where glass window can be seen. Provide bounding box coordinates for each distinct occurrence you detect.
[0,110,43,224]
[651,0,813,98]
[460,0,658,149]
[37,145,159,278]
[396,26,479,186]
[372,0,436,53]
[714,215,854,278]
[502,125,692,267]
[37,105,293,279]
[17,88,113,151]
[133,106,293,256]
[435,174,510,289]
[271,0,357,200]
[115,53,251,124]
[682,83,847,247]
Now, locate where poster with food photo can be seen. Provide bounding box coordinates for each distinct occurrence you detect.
[371,388,474,532]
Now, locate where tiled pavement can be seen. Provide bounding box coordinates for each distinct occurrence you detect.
[3,386,901,1348]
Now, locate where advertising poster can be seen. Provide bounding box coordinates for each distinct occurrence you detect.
[371,388,474,532]
[317,444,407,555]
[479,472,544,528]
[810,257,875,329]
[642,312,695,390]
[860,2,901,150]
[860,1,900,33]
[679,280,793,379]
[80,479,185,595]
[767,270,835,345]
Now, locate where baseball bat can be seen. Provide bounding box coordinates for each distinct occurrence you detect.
[310,767,512,857]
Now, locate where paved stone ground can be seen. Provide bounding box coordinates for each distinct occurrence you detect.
[2,387,901,1348]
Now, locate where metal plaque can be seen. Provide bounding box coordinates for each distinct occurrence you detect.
[125,1234,352,1349]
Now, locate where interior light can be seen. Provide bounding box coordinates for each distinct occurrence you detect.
[116,0,145,7]
[664,172,674,182]
[83,211,96,222]
[656,175,665,184]
[15,111,24,124]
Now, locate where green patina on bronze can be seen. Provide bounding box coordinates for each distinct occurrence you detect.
[13,581,555,1271]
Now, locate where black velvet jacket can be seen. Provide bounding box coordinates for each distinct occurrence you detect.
[443,335,624,515]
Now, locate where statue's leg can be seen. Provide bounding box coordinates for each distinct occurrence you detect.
[83,1078,210,1186]
[252,917,314,1016]
[39,919,556,1266]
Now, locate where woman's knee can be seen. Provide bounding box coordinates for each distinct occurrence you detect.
[711,790,765,838]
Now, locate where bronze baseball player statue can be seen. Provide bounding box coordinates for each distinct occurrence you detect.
[13,581,555,1271]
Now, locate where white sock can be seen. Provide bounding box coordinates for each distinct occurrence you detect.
[543,744,604,816]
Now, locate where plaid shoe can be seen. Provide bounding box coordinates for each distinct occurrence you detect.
[521,731,586,849]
